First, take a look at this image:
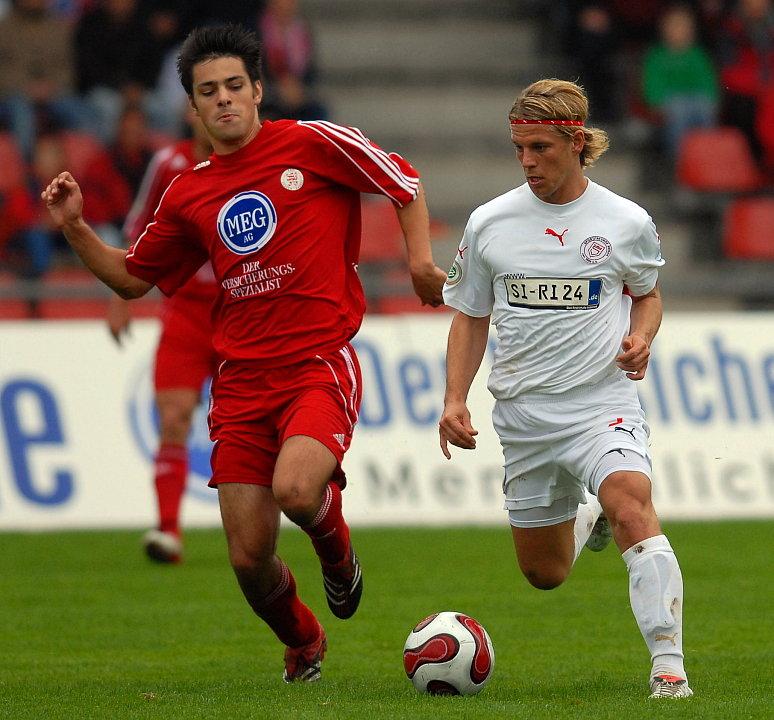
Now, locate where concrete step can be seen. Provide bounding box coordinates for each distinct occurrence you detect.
[314,18,544,83]
[324,84,517,153]
[304,0,522,21]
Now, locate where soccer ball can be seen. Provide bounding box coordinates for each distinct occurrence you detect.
[403,611,495,695]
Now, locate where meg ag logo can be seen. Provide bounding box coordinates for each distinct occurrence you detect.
[217,191,277,255]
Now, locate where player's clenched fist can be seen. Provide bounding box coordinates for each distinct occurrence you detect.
[41,172,84,229]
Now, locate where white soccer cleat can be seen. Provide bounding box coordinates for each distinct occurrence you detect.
[142,529,183,564]
[585,514,613,552]
[648,674,694,698]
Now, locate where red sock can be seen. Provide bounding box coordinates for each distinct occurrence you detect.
[154,443,187,535]
[258,562,321,647]
[302,483,351,565]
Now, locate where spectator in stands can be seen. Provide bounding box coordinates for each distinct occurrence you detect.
[187,0,264,29]
[0,182,51,288]
[571,3,622,122]
[716,0,774,161]
[259,0,327,121]
[74,0,184,143]
[138,1,191,134]
[0,0,92,158]
[49,0,91,21]
[755,84,774,175]
[109,104,157,197]
[31,131,132,253]
[642,4,719,160]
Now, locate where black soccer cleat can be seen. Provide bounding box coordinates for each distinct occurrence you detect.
[321,546,363,620]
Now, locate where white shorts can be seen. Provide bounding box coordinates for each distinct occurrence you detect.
[493,375,652,528]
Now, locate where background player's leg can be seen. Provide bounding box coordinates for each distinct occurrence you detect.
[143,388,200,563]
[154,389,199,530]
[218,483,322,651]
[599,471,690,696]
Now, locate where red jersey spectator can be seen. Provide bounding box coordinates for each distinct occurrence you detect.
[717,0,774,160]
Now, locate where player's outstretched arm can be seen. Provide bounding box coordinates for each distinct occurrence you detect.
[42,172,152,300]
[394,184,446,306]
[439,311,490,458]
[617,284,662,381]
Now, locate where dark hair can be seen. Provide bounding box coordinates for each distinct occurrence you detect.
[177,24,263,96]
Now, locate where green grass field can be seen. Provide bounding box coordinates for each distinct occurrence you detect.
[0,521,771,719]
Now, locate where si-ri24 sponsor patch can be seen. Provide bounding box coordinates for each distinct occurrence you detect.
[504,276,602,309]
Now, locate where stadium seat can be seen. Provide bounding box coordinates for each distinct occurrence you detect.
[359,196,406,264]
[676,127,763,193]
[0,132,27,192]
[37,298,109,319]
[722,196,774,260]
[0,299,35,319]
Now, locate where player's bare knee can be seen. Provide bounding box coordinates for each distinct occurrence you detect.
[519,561,569,590]
[273,483,318,524]
[227,541,273,576]
[607,502,660,545]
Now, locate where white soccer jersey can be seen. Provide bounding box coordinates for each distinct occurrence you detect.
[443,180,664,399]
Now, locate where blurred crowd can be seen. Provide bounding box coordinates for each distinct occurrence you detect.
[2,0,773,311]
[0,0,326,295]
[554,0,774,173]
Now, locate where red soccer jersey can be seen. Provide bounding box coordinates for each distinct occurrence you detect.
[124,139,216,302]
[126,119,420,365]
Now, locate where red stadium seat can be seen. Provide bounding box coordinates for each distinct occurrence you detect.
[722,196,774,260]
[0,132,27,192]
[359,196,405,264]
[37,298,110,319]
[0,299,35,319]
[676,127,763,193]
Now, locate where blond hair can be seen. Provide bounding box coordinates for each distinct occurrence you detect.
[509,79,609,167]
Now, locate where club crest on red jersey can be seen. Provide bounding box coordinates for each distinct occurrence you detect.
[217,191,277,255]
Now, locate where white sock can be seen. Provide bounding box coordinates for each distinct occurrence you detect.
[623,534,687,680]
[572,492,602,563]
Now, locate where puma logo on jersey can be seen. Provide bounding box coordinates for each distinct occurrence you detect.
[545,227,568,245]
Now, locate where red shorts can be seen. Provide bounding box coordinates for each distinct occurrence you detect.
[154,295,219,391]
[208,343,362,488]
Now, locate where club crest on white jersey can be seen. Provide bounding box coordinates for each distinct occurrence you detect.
[580,236,612,264]
[217,191,277,255]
